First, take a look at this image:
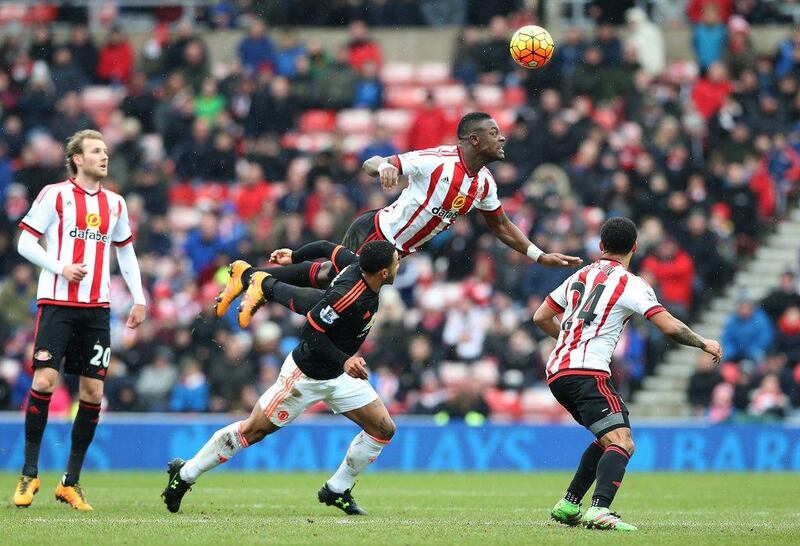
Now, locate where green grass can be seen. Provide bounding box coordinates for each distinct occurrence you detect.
[1,472,798,545]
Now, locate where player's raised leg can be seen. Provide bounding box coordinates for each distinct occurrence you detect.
[214,259,252,317]
[320,394,396,515]
[581,427,637,531]
[238,271,326,328]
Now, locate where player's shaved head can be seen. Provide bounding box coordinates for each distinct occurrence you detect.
[359,240,397,274]
[457,112,493,140]
[600,217,638,255]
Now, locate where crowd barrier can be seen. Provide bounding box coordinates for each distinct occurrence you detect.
[1,415,798,472]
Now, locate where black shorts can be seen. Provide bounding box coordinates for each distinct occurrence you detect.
[549,373,630,438]
[341,209,383,253]
[32,305,111,381]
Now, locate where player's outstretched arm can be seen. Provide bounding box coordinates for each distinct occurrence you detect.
[481,210,582,267]
[533,301,561,340]
[649,311,722,363]
[362,155,399,190]
[115,243,147,329]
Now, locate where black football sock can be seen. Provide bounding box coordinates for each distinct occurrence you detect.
[591,444,631,508]
[63,400,101,486]
[263,276,325,315]
[565,440,604,504]
[253,262,317,287]
[22,389,52,478]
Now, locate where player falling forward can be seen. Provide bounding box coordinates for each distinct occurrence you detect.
[533,217,722,531]
[163,241,399,515]
[13,130,147,510]
[215,111,581,327]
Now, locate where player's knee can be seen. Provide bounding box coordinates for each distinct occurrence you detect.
[31,366,57,392]
[319,262,333,285]
[380,418,397,441]
[79,384,104,404]
[239,415,273,445]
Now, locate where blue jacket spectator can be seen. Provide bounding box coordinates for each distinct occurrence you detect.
[721,300,774,361]
[238,19,275,74]
[170,360,209,412]
[692,5,727,70]
[274,35,306,77]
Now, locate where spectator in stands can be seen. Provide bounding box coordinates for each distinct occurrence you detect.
[50,47,88,96]
[692,4,728,72]
[641,238,696,318]
[476,16,512,81]
[406,93,448,150]
[722,297,774,361]
[692,62,734,119]
[688,353,723,416]
[183,211,236,279]
[687,0,733,23]
[725,16,755,77]
[274,31,306,78]
[50,91,93,143]
[420,0,467,27]
[775,306,800,364]
[28,25,54,65]
[762,271,800,322]
[174,118,214,180]
[592,22,623,66]
[136,347,179,411]
[748,373,789,420]
[0,263,35,334]
[346,20,383,73]
[169,358,209,412]
[180,38,210,92]
[451,27,482,85]
[556,27,587,81]
[120,72,157,133]
[625,7,665,76]
[97,27,134,84]
[314,47,357,110]
[238,18,274,74]
[66,24,97,82]
[353,60,383,109]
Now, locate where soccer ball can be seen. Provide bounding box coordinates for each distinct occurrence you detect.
[509,25,555,69]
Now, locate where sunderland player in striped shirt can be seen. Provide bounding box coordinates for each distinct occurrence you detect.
[215,111,581,326]
[163,241,398,516]
[533,217,722,531]
[12,130,147,510]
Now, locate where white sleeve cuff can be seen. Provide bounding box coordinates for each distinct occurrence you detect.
[526,243,544,262]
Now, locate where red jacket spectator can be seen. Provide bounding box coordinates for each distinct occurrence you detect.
[407,100,448,151]
[346,21,382,73]
[691,65,733,119]
[687,0,732,23]
[750,160,776,220]
[641,239,696,310]
[97,29,134,83]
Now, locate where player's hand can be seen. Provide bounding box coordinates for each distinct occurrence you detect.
[344,356,369,380]
[378,163,399,190]
[62,263,88,282]
[126,304,146,329]
[703,339,723,364]
[537,253,583,268]
[269,248,293,265]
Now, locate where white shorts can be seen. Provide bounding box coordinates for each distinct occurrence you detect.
[258,353,379,426]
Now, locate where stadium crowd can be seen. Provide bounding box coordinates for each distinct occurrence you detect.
[0,3,799,420]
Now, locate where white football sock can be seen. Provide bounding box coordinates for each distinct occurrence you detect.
[326,431,389,493]
[180,421,249,483]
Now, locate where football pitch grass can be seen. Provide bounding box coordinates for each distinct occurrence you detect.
[2,472,798,545]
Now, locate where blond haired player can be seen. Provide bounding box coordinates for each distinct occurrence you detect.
[13,130,146,510]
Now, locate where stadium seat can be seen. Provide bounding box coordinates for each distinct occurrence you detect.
[81,86,122,112]
[415,62,451,86]
[503,85,527,108]
[336,109,375,135]
[384,86,427,109]
[341,134,374,154]
[380,62,415,86]
[282,132,335,153]
[299,110,337,133]
[473,85,504,109]
[375,109,414,134]
[433,84,468,108]
[485,108,517,132]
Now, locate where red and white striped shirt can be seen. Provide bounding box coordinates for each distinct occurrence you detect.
[544,258,666,383]
[378,145,502,254]
[19,179,133,307]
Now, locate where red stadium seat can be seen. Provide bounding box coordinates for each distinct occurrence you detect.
[433,84,467,108]
[473,84,504,109]
[504,85,528,107]
[336,109,375,135]
[415,62,451,86]
[380,62,415,86]
[375,109,414,134]
[299,110,337,133]
[384,86,427,109]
